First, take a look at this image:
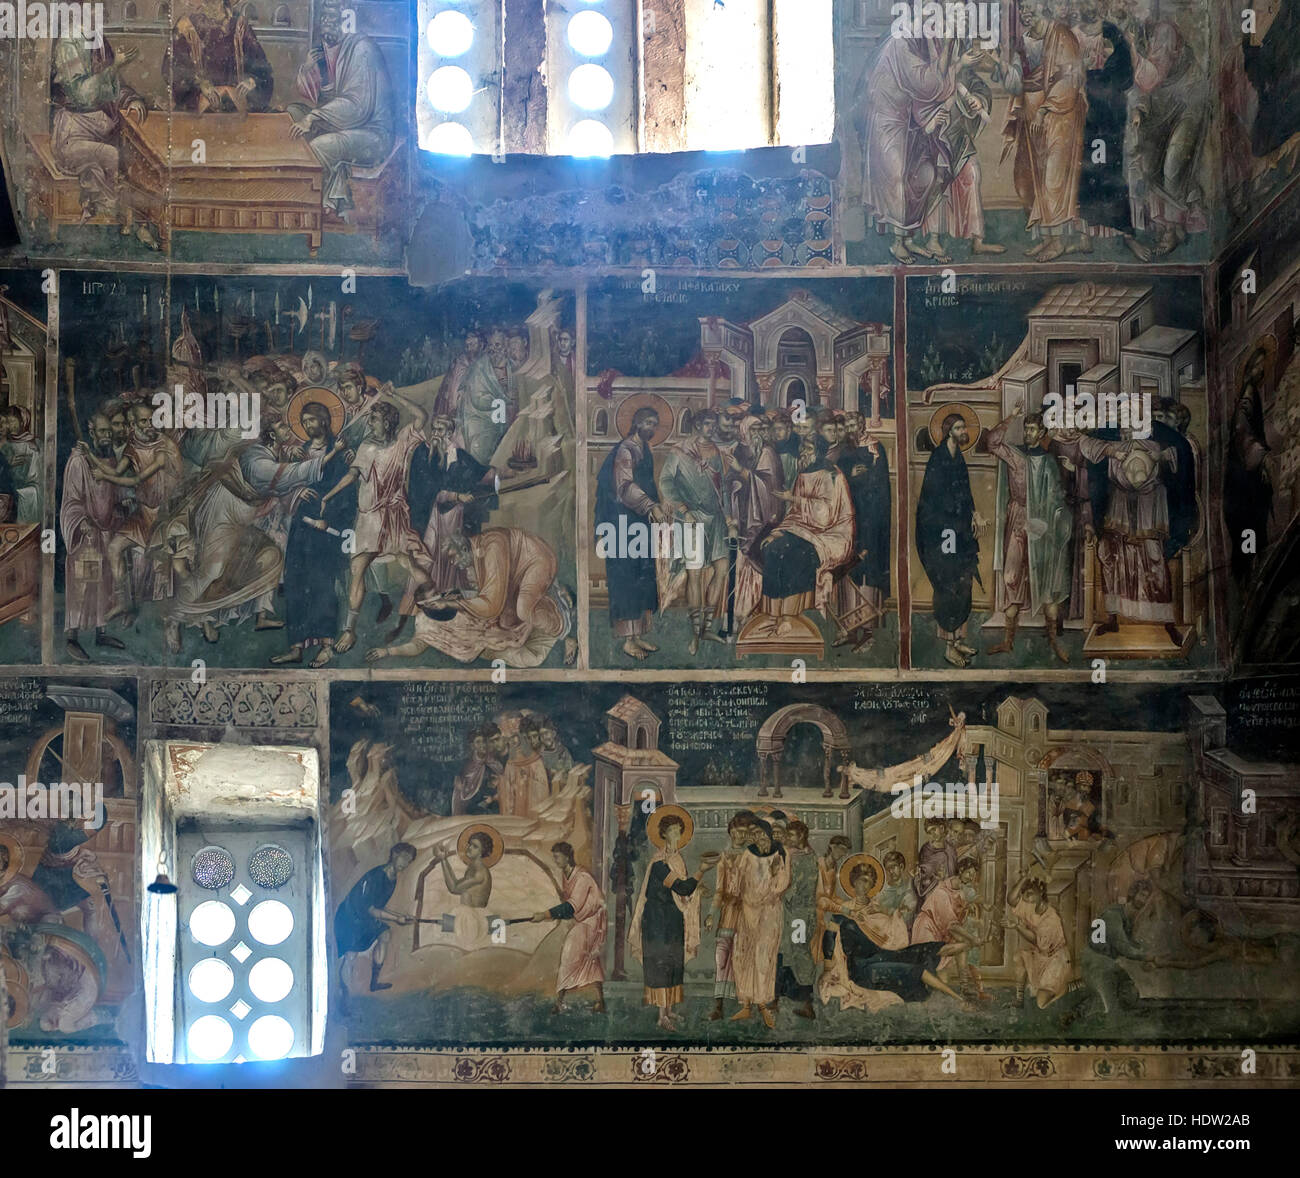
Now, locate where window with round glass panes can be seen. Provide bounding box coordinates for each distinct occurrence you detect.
[176,823,311,1064]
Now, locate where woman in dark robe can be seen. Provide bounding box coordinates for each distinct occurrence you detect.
[272,402,355,666]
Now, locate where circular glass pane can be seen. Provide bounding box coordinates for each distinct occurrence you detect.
[247,844,294,890]
[190,900,236,947]
[247,899,294,946]
[248,1014,295,1060]
[567,11,613,56]
[187,1014,234,1062]
[568,63,614,111]
[426,121,474,156]
[188,958,235,1004]
[568,119,614,159]
[248,956,295,1004]
[427,65,474,114]
[192,846,235,890]
[427,10,474,56]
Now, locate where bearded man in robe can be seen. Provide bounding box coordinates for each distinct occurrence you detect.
[917,412,983,667]
[290,1,396,218]
[1077,428,1181,642]
[1125,17,1209,257]
[985,405,1073,661]
[459,329,515,465]
[729,417,785,627]
[729,819,792,1029]
[61,414,125,662]
[1000,0,1088,261]
[451,726,503,815]
[861,35,987,262]
[81,402,184,624]
[166,0,273,113]
[659,408,730,652]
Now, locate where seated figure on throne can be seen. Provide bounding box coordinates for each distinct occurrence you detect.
[166,0,274,114]
[289,0,396,219]
[738,431,854,652]
[50,33,160,248]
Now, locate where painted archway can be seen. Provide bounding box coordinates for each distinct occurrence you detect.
[755,704,850,798]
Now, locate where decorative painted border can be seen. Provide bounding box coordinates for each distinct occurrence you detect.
[8,1044,1298,1088]
[340,1045,1300,1088]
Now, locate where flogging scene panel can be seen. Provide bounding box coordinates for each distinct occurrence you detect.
[325,677,1300,1048]
[904,273,1214,670]
[53,273,577,669]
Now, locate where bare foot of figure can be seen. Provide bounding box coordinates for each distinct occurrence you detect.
[1123,236,1152,261]
[635,637,658,652]
[202,621,219,643]
[889,239,915,263]
[255,612,285,630]
[270,645,304,665]
[622,638,650,660]
[1035,239,1067,262]
[564,637,579,666]
[335,629,357,653]
[310,644,336,667]
[971,238,1006,254]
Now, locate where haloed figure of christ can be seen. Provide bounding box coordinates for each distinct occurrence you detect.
[596,407,667,660]
[917,412,984,667]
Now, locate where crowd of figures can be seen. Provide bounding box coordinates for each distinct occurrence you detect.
[60,315,577,667]
[627,806,1204,1031]
[918,398,1198,667]
[856,0,1226,261]
[597,406,891,658]
[598,388,1200,667]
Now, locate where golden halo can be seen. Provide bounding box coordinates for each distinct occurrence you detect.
[457,823,505,868]
[2,956,29,1029]
[839,852,885,899]
[647,804,694,850]
[615,392,674,448]
[0,832,24,887]
[286,386,346,443]
[928,402,981,451]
